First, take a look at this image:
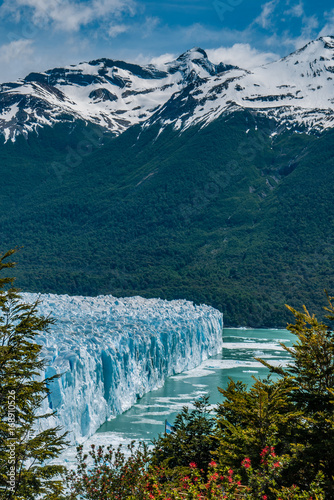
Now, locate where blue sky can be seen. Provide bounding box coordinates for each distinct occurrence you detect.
[0,0,334,81]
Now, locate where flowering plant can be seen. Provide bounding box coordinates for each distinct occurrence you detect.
[240,447,325,500]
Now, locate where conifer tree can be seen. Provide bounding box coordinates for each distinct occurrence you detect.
[258,298,334,495]
[0,249,67,499]
[215,376,300,473]
[151,395,216,474]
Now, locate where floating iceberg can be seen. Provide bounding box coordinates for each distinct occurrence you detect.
[21,293,223,442]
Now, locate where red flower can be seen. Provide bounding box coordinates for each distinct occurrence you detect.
[241,457,251,469]
[228,468,233,475]
[272,461,281,468]
[189,462,197,468]
[262,496,268,500]
[209,460,217,467]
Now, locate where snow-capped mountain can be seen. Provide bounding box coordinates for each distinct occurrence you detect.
[0,48,234,141]
[1,36,334,141]
[151,36,334,133]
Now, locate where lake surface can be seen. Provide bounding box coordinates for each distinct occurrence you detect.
[59,327,294,464]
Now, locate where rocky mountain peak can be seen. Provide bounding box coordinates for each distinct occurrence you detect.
[1,36,334,142]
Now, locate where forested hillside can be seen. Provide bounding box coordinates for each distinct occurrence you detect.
[1,111,334,326]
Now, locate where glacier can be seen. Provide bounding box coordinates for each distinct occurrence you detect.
[21,293,223,443]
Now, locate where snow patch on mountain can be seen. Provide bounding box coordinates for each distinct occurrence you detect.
[0,48,231,141]
[1,37,334,141]
[149,37,334,133]
[21,293,223,443]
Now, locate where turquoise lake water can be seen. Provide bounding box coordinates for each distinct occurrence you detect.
[96,327,294,444]
[58,327,294,464]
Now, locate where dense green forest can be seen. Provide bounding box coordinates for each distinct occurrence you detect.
[1,112,334,326]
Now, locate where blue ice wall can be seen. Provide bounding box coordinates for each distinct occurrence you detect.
[22,293,223,442]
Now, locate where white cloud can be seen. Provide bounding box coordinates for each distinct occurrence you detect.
[281,13,319,51]
[300,14,319,38]
[141,16,160,39]
[0,0,136,32]
[253,0,320,54]
[0,39,34,64]
[284,1,304,18]
[131,51,175,68]
[0,39,37,81]
[319,9,334,37]
[108,23,129,37]
[206,43,278,69]
[254,0,278,29]
[135,44,279,72]
[149,52,176,68]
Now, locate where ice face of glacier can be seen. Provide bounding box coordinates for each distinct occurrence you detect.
[21,293,223,443]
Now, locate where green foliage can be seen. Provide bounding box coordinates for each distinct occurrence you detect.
[241,448,325,500]
[0,249,67,499]
[65,442,151,499]
[256,296,334,495]
[151,395,217,475]
[65,446,324,499]
[215,376,300,473]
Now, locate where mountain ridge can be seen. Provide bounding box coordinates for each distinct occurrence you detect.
[1,36,334,142]
[0,47,235,142]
